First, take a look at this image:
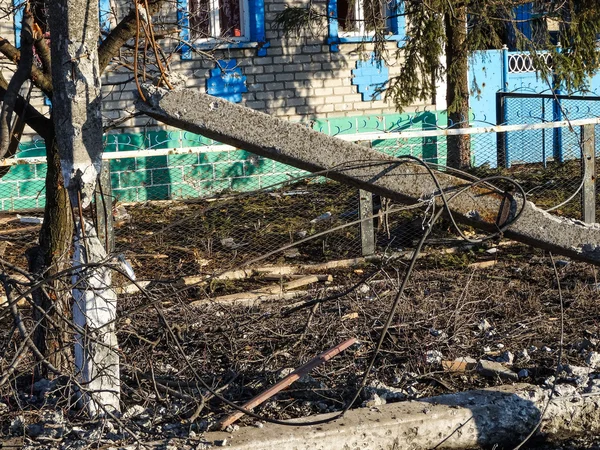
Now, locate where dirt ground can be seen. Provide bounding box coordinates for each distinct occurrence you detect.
[2,181,600,449]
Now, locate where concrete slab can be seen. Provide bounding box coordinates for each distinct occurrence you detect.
[137,89,600,265]
[201,384,600,449]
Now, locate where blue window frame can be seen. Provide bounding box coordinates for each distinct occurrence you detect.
[327,0,406,52]
[177,0,268,59]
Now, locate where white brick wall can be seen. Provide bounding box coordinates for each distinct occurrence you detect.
[0,0,437,140]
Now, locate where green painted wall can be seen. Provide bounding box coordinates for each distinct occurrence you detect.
[0,112,447,211]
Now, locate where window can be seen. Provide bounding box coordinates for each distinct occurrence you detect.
[336,0,384,36]
[189,0,248,40]
[327,0,406,51]
[178,0,268,57]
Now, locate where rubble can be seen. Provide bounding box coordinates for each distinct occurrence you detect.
[585,351,600,368]
[476,360,519,381]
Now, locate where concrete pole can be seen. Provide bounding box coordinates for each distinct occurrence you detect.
[138,88,600,265]
[359,190,375,256]
[581,124,596,224]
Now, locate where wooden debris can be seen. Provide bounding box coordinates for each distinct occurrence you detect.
[114,280,152,295]
[130,253,169,259]
[260,274,333,282]
[341,312,359,321]
[217,337,357,430]
[442,357,477,373]
[468,260,497,270]
[0,225,40,235]
[189,276,322,307]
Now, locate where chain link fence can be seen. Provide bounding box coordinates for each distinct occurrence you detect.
[1,116,599,282]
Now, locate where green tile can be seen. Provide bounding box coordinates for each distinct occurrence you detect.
[152,167,183,185]
[383,113,413,131]
[183,164,214,181]
[199,179,231,196]
[199,151,228,164]
[244,158,272,176]
[356,115,385,133]
[35,164,48,179]
[0,181,18,199]
[18,180,45,197]
[113,188,137,203]
[327,117,356,135]
[229,150,250,161]
[214,161,244,179]
[272,161,300,174]
[9,197,40,210]
[312,118,329,134]
[168,153,199,166]
[116,133,146,152]
[138,185,169,201]
[17,142,46,157]
[136,155,168,170]
[181,132,212,147]
[110,158,136,171]
[2,164,36,181]
[120,171,147,188]
[103,133,119,152]
[170,183,201,199]
[110,172,120,189]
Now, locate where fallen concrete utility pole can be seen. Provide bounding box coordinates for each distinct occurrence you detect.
[137,89,600,265]
[202,384,600,449]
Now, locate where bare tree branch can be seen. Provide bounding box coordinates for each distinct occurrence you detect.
[98,0,166,74]
[0,5,36,159]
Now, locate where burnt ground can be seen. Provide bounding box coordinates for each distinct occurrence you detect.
[1,179,600,449]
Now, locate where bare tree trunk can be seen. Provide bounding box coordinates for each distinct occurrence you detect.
[46,0,120,414]
[445,6,471,170]
[29,141,74,378]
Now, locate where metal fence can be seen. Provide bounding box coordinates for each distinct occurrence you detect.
[1,117,598,284]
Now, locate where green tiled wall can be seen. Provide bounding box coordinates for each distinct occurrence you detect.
[0,112,446,211]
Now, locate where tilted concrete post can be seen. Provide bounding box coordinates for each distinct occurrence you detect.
[137,88,600,265]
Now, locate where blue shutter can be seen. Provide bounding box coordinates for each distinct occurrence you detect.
[515,3,533,41]
[327,0,340,52]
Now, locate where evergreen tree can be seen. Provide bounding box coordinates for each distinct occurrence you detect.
[277,0,600,169]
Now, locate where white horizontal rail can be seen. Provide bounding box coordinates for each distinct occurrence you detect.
[0,144,237,167]
[1,117,598,167]
[336,116,600,141]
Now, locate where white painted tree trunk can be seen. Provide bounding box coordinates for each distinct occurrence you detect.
[48,0,120,415]
[72,219,120,415]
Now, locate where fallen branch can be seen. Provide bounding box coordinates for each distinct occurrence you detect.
[189,275,322,307]
[216,337,357,430]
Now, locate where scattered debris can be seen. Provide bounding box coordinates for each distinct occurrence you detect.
[341,312,359,321]
[498,351,514,365]
[585,351,600,368]
[216,337,357,430]
[310,212,332,223]
[16,214,43,224]
[425,350,443,365]
[468,260,498,269]
[476,360,518,381]
[442,357,477,373]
